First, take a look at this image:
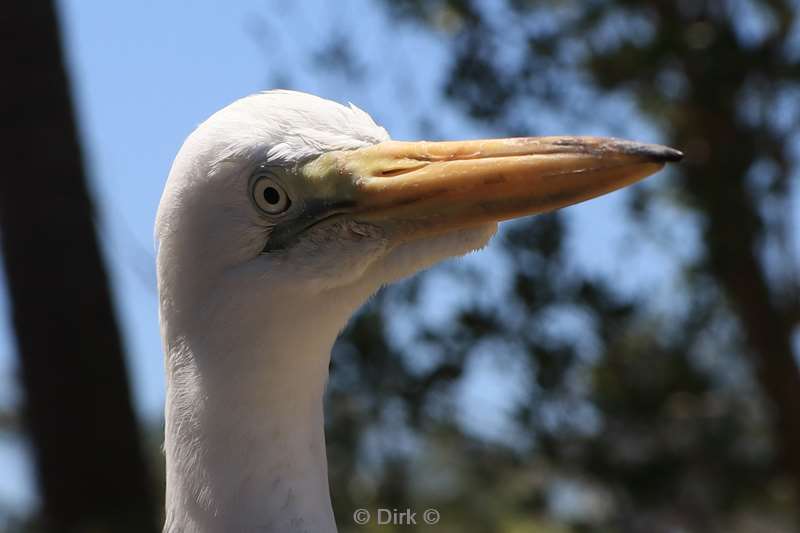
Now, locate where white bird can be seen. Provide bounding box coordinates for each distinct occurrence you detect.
[156,90,681,532]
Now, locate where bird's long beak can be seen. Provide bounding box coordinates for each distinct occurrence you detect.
[336,136,681,238]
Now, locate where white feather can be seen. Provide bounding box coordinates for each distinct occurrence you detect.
[157,90,494,533]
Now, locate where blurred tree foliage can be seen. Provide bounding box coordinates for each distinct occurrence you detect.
[7,2,797,532]
[323,1,800,532]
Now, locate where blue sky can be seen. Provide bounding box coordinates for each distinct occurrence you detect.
[0,0,704,516]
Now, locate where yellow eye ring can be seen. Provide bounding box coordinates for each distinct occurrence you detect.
[251,175,291,215]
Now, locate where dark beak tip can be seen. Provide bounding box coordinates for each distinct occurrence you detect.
[639,143,684,163]
[598,138,683,163]
[560,137,683,163]
[656,146,684,163]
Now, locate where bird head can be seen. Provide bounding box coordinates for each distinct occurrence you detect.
[157,91,681,531]
[156,90,680,337]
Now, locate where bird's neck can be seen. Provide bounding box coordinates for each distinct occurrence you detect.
[162,293,354,533]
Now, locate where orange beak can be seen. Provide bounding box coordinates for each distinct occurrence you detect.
[334,136,681,239]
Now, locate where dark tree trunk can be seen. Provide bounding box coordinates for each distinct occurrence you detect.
[668,5,800,501]
[680,134,800,504]
[0,2,158,532]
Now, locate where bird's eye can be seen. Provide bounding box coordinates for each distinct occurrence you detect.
[251,175,291,215]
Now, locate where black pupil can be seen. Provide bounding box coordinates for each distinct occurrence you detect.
[263,186,281,205]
